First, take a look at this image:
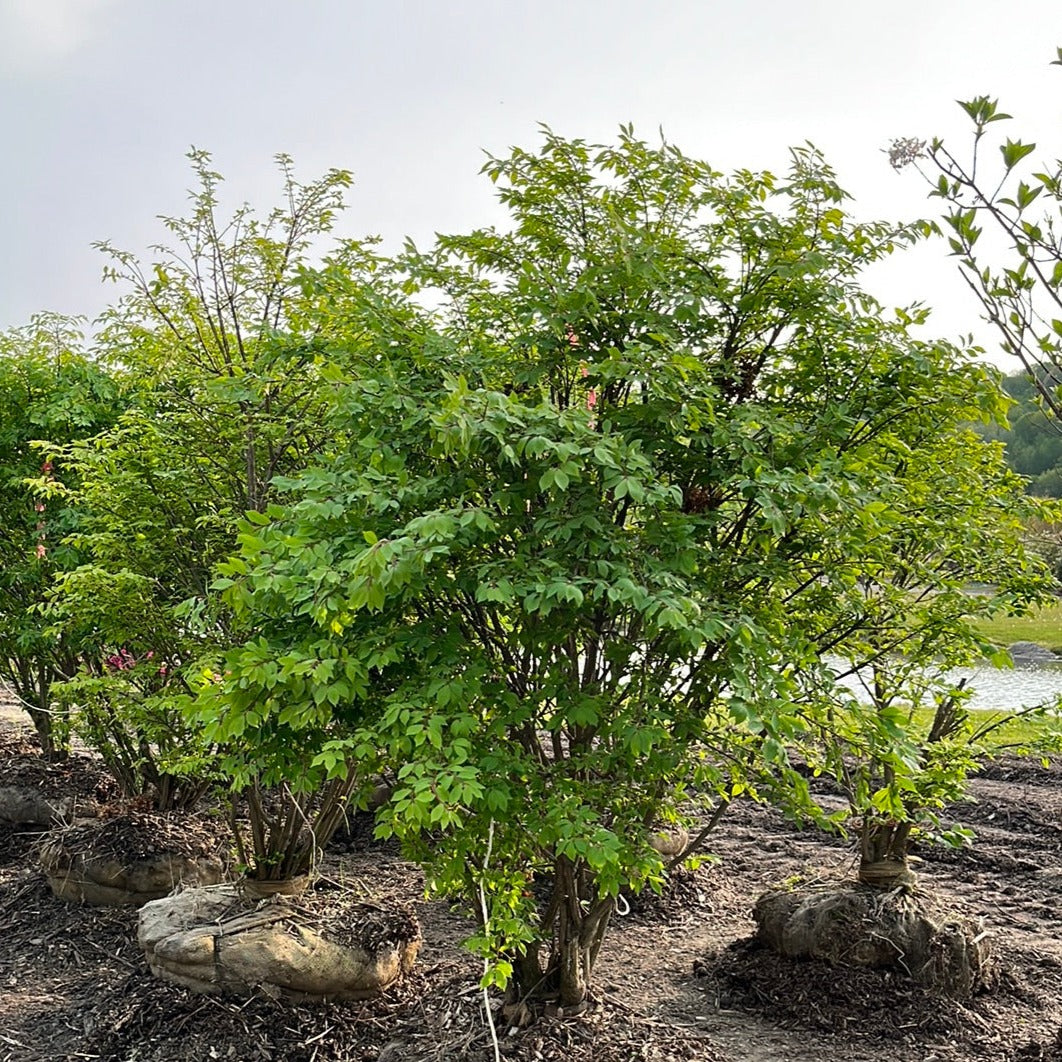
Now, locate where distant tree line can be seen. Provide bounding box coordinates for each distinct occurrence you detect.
[981,369,1062,498]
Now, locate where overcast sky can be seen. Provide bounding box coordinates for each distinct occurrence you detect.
[2,0,1061,365]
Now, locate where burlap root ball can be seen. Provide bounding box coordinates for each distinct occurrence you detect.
[138,885,422,1002]
[753,884,991,998]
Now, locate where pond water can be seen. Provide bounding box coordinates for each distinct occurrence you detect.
[828,658,1062,712]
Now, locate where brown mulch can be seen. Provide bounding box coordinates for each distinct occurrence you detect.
[620,864,720,924]
[1018,1030,1062,1061]
[42,806,226,864]
[0,731,117,806]
[692,935,1061,1060]
[0,823,48,868]
[286,883,423,954]
[4,722,1062,1060]
[698,936,1015,1039]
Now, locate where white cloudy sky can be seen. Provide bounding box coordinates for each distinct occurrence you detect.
[2,0,1061,363]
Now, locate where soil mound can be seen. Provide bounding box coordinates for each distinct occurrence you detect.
[754,883,991,996]
[0,733,117,824]
[697,936,1011,1042]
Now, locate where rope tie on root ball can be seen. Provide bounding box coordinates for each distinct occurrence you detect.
[858,859,917,889]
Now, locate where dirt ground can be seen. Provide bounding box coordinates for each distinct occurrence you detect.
[4,702,1062,1062]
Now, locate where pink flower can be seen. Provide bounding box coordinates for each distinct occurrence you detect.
[586,389,597,410]
[34,502,45,513]
[105,648,137,671]
[35,543,46,559]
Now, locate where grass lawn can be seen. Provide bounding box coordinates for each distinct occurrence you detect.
[972,708,1062,752]
[972,599,1062,655]
[899,704,1060,756]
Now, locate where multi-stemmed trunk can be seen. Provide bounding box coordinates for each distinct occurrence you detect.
[858,817,916,888]
[233,769,361,882]
[855,676,968,890]
[72,693,206,810]
[512,855,614,1008]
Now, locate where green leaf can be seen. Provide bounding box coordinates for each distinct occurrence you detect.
[1000,139,1036,170]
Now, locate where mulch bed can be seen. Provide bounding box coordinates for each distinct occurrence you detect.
[4,725,1062,1061]
[45,806,226,864]
[290,882,422,954]
[698,936,1011,1038]
[0,731,117,806]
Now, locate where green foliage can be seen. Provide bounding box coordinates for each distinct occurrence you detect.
[46,566,213,808]
[0,314,120,756]
[892,58,1062,421]
[977,370,1062,496]
[779,385,1056,881]
[0,133,1050,1001]
[210,129,1050,1002]
[45,152,398,810]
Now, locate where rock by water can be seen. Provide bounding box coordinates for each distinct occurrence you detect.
[1008,641,1060,665]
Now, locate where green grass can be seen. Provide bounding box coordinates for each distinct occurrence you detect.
[968,708,1060,752]
[972,600,1062,655]
[906,704,1061,755]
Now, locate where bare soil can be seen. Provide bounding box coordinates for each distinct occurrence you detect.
[3,705,1062,1061]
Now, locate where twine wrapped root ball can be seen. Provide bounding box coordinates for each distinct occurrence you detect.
[753,884,991,998]
[40,810,227,906]
[648,825,689,859]
[0,736,115,826]
[0,786,72,827]
[138,885,422,1002]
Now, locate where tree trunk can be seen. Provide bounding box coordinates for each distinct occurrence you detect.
[26,706,56,761]
[510,857,614,1008]
[859,818,916,888]
[557,894,612,1006]
[10,661,67,762]
[555,933,587,1007]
